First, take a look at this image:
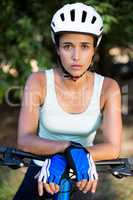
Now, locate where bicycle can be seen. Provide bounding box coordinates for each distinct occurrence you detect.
[0,145,133,200]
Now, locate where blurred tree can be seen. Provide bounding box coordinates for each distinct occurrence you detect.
[0,0,133,102]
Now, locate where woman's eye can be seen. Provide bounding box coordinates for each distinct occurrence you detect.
[63,44,72,50]
[81,44,89,49]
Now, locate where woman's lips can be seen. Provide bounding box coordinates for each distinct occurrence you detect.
[71,64,82,69]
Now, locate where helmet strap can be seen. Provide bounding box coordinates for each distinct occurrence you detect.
[58,59,94,82]
[57,53,95,82]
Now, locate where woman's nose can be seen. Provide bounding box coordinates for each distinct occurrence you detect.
[72,48,80,61]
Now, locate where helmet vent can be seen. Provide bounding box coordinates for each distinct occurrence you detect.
[82,11,87,22]
[100,26,103,31]
[60,13,65,21]
[91,16,97,24]
[52,22,55,27]
[70,9,75,21]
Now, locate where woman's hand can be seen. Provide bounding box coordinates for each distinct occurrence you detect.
[35,154,67,196]
[76,179,97,193]
[38,181,59,196]
[65,142,98,193]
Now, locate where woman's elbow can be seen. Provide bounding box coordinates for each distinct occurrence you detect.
[111,145,121,159]
[17,135,29,152]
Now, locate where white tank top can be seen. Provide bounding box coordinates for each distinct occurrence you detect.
[34,69,104,166]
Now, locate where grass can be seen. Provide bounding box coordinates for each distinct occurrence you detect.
[0,167,24,200]
[95,174,133,200]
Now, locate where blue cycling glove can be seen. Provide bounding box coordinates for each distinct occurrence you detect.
[65,142,98,181]
[38,154,67,185]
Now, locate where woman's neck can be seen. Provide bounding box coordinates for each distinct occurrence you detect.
[55,67,93,91]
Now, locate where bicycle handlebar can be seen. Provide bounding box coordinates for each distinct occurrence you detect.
[0,145,133,178]
[0,146,48,160]
[0,146,49,168]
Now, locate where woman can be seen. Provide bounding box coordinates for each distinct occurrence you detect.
[13,3,122,200]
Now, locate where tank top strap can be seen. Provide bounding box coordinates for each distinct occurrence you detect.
[90,73,104,108]
[44,69,56,106]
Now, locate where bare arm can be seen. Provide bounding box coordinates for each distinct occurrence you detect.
[17,72,70,155]
[86,78,122,161]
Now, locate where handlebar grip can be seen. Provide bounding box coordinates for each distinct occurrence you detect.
[0,146,7,153]
[0,145,48,161]
[128,158,133,169]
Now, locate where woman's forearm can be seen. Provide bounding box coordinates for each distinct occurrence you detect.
[17,134,71,155]
[86,143,121,161]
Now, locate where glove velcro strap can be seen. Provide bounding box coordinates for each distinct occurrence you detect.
[65,141,89,154]
[65,142,89,175]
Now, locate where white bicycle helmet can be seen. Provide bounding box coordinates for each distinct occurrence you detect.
[51,3,103,47]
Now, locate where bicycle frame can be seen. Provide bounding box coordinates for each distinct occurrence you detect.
[1,145,133,200]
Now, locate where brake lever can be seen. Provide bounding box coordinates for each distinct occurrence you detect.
[111,164,133,178]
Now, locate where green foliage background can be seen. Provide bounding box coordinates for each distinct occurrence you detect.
[0,0,133,102]
[0,1,133,199]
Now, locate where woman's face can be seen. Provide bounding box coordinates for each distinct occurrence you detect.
[57,33,95,78]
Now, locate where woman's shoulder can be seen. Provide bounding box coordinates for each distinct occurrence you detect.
[24,71,47,105]
[25,70,48,89]
[98,75,121,110]
[103,76,120,91]
[94,72,120,92]
[101,75,121,100]
[26,70,46,82]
